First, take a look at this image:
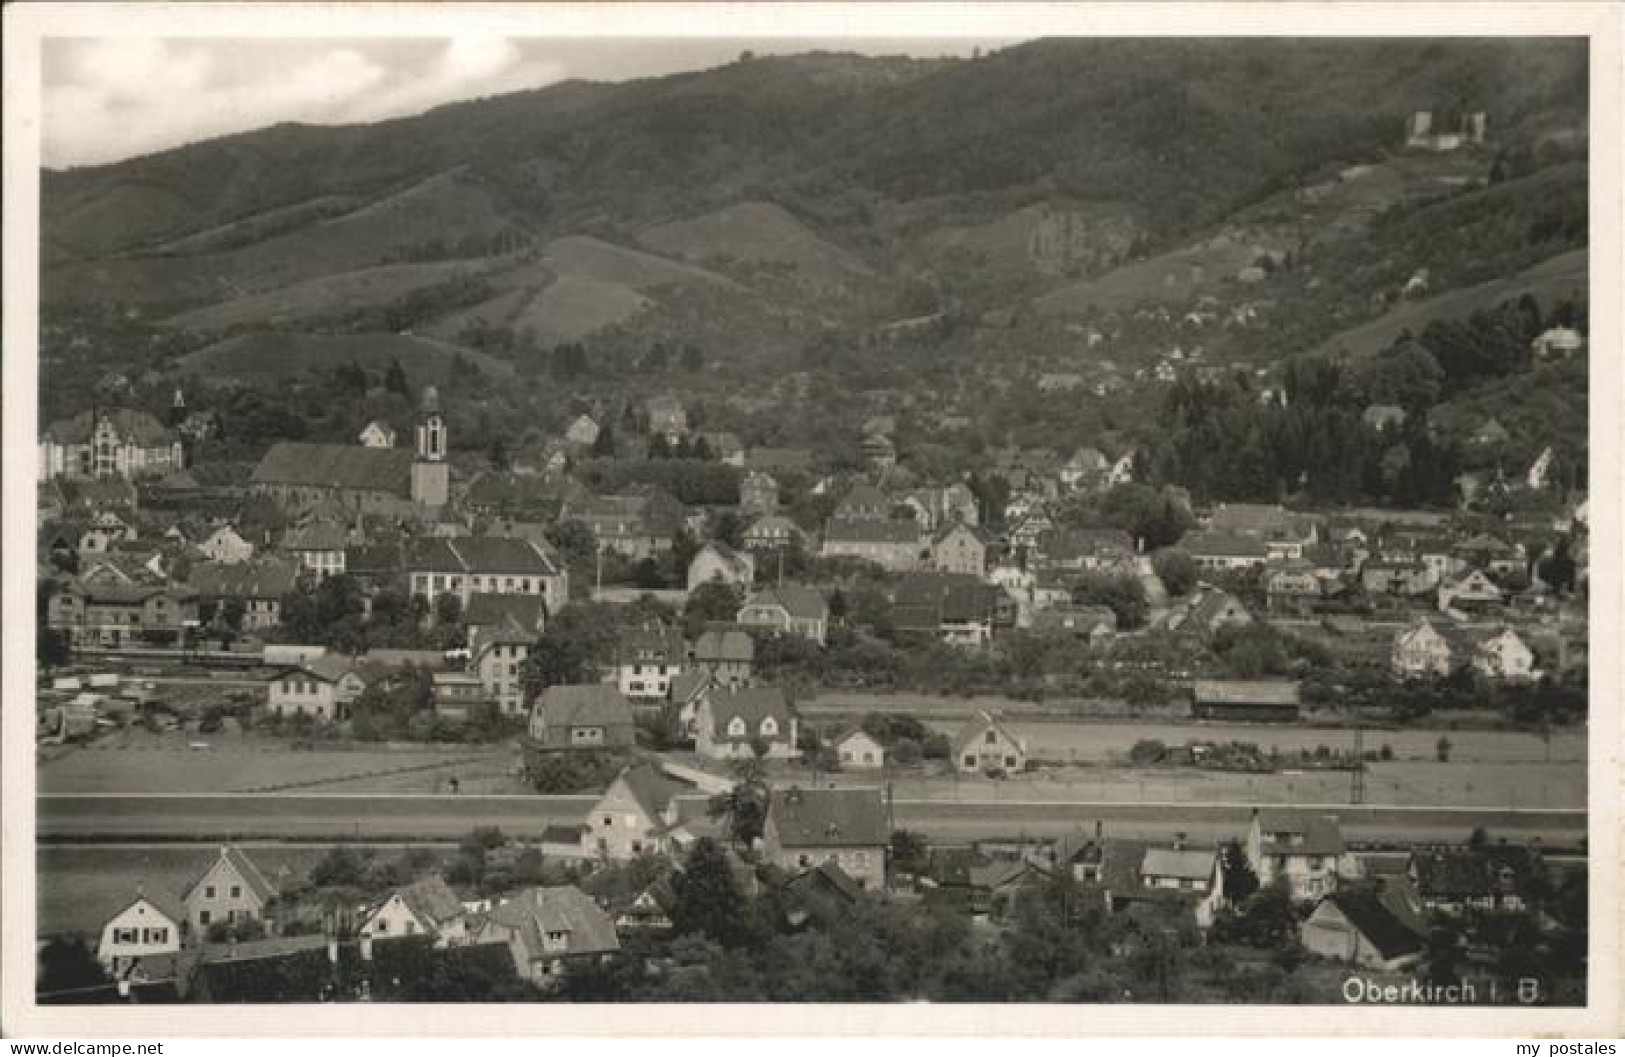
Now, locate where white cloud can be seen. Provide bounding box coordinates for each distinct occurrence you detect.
[41,37,555,168]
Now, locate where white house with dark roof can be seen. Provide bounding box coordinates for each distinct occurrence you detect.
[696,686,799,761]
[1473,628,1535,680]
[407,535,568,616]
[358,420,398,449]
[691,626,754,689]
[280,519,350,580]
[737,585,829,645]
[197,524,255,564]
[616,626,685,700]
[1246,809,1358,901]
[951,710,1027,774]
[821,518,923,571]
[1392,618,1453,677]
[581,761,697,861]
[98,889,183,969]
[361,875,469,946]
[832,728,886,771]
[265,655,368,722]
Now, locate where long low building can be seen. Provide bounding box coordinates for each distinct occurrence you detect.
[1190,679,1302,722]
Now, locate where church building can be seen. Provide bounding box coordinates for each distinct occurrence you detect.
[251,387,450,517]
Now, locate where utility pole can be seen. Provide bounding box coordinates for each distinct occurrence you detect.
[1350,725,1366,805]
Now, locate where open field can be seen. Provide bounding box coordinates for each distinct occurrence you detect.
[37,794,596,842]
[37,736,520,795]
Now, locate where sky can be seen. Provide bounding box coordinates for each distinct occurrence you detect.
[41,37,1012,169]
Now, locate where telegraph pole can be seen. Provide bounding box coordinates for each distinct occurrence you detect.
[1350,725,1366,805]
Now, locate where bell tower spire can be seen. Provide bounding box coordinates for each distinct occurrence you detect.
[410,386,449,508]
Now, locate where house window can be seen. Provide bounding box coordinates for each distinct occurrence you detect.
[205,886,216,898]
[603,816,614,828]
[985,730,997,744]
[963,754,976,767]
[230,885,241,898]
[115,928,138,945]
[376,919,388,933]
[198,911,211,926]
[149,928,168,944]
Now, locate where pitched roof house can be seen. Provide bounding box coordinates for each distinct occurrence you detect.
[528,685,636,750]
[1392,618,1453,677]
[473,886,621,985]
[580,761,698,861]
[180,845,276,933]
[951,710,1027,774]
[737,585,829,645]
[1302,885,1428,970]
[695,686,798,761]
[762,786,889,891]
[360,875,470,945]
[1246,809,1357,901]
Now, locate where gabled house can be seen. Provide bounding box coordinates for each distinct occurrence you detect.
[1264,565,1324,614]
[1099,841,1228,931]
[1439,568,1505,612]
[1177,588,1253,638]
[831,728,886,770]
[687,542,756,593]
[198,524,254,564]
[529,685,636,750]
[1302,884,1428,970]
[930,521,989,577]
[473,886,620,985]
[97,890,183,970]
[1246,809,1358,902]
[280,520,350,580]
[563,414,601,448]
[181,845,276,935]
[1473,628,1535,680]
[737,586,828,646]
[1392,618,1453,677]
[361,875,469,945]
[582,761,697,861]
[358,421,397,449]
[762,786,889,891]
[951,710,1027,774]
[617,626,685,701]
[265,655,369,722]
[690,626,754,689]
[696,686,798,761]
